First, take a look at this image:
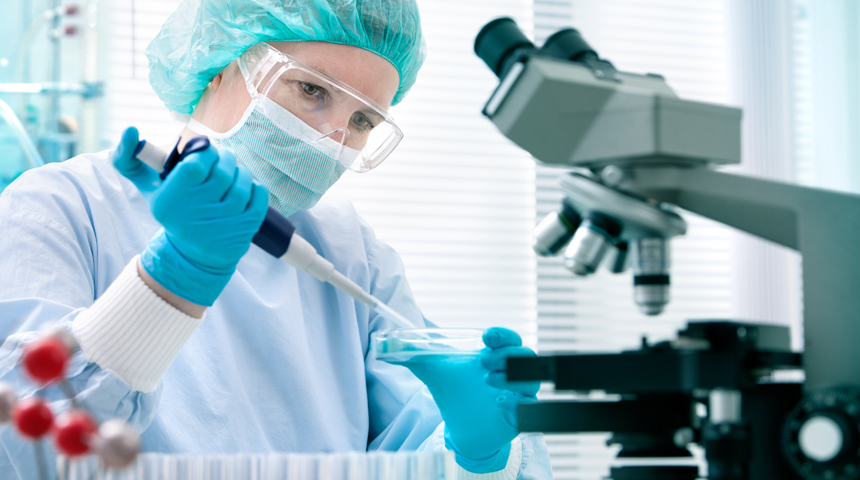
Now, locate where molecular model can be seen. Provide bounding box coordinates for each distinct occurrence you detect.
[0,328,140,478]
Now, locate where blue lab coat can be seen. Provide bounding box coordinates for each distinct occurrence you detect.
[0,151,551,479]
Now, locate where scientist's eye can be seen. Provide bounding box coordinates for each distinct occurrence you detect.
[352,113,376,131]
[300,82,326,98]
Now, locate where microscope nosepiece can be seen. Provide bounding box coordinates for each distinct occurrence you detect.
[631,237,671,316]
[563,214,621,276]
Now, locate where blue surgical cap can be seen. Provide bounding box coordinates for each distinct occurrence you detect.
[146,0,426,118]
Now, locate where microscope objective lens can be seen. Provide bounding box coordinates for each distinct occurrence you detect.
[632,237,671,316]
[563,215,620,276]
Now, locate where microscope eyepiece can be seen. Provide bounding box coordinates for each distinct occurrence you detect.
[474,17,536,79]
[541,28,597,62]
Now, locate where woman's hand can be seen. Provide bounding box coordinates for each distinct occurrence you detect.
[382,327,539,473]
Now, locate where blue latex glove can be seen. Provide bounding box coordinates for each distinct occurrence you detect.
[112,127,269,306]
[383,327,540,473]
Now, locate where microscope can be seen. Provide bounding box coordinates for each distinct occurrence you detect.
[474,18,860,480]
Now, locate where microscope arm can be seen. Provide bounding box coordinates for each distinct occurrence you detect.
[622,168,800,249]
[619,166,860,390]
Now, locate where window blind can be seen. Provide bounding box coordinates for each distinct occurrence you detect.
[106,0,185,148]
[791,0,815,187]
[797,0,860,193]
[325,1,537,339]
[534,0,734,353]
[533,1,733,478]
[535,0,730,351]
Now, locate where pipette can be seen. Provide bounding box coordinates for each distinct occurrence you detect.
[133,136,416,330]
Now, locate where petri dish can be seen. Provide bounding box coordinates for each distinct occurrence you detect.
[372,328,485,362]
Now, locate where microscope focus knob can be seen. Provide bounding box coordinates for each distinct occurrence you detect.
[782,387,860,480]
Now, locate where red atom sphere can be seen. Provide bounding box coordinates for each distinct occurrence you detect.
[22,337,70,383]
[13,397,53,439]
[54,410,97,456]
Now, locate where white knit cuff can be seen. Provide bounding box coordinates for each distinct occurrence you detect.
[455,436,522,480]
[72,256,204,393]
[420,423,523,480]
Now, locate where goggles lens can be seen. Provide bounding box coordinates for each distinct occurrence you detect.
[239,44,402,173]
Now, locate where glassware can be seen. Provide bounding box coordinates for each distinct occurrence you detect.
[58,450,456,480]
[372,328,485,362]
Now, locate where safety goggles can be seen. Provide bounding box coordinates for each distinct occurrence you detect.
[237,43,403,173]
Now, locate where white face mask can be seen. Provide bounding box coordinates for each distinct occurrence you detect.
[187,96,359,218]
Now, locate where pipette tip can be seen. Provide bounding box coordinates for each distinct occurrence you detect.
[370,300,416,330]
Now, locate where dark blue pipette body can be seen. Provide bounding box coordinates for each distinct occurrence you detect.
[135,136,295,258]
[132,135,417,329]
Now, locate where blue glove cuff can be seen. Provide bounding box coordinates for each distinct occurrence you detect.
[444,426,512,474]
[141,229,235,307]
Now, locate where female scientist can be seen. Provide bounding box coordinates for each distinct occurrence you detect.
[0,0,551,478]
